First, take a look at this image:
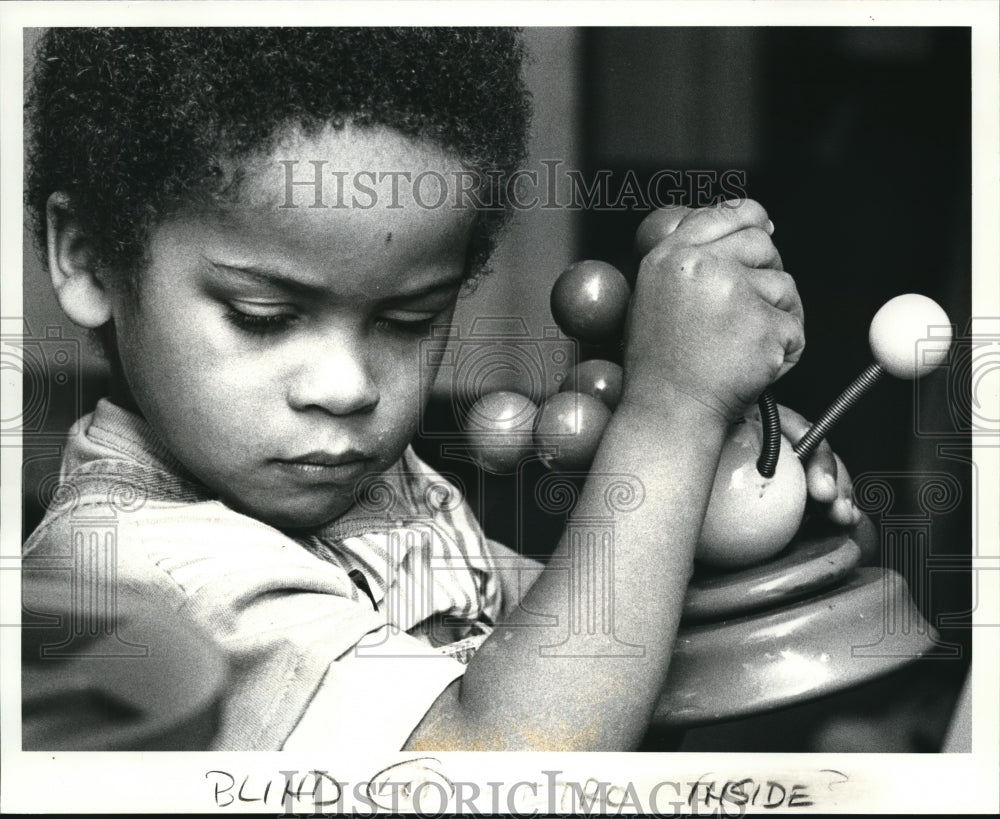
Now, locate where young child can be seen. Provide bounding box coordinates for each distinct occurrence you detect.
[22,27,861,752]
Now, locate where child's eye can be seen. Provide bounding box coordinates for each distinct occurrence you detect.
[224,303,298,336]
[374,314,438,336]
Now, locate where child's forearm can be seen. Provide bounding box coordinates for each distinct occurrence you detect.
[405,394,729,750]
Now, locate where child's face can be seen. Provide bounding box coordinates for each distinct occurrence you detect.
[108,124,474,529]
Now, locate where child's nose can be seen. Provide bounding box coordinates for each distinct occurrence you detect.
[287,335,380,416]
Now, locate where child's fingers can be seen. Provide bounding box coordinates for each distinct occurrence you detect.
[634,205,694,257]
[767,306,806,380]
[669,198,771,246]
[708,227,783,271]
[774,402,812,441]
[777,404,862,526]
[776,405,838,501]
[746,267,804,325]
[805,445,840,504]
[749,278,805,377]
[828,453,863,527]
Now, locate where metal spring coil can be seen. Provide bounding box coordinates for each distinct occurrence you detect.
[756,390,781,478]
[793,362,885,461]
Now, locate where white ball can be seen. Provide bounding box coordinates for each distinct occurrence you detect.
[868,294,952,379]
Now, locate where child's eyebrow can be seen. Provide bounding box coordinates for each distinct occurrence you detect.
[202,259,465,302]
[382,276,467,304]
[204,260,327,298]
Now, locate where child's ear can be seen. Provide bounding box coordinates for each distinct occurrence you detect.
[46,192,113,328]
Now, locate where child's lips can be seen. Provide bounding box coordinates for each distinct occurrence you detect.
[273,451,374,483]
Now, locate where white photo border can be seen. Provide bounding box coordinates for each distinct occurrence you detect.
[2,1,997,814]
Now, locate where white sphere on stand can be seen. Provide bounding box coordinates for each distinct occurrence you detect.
[868,294,952,379]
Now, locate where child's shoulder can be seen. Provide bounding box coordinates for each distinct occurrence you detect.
[24,399,204,545]
[22,398,291,566]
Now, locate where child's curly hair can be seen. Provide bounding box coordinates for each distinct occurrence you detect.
[25,27,532,292]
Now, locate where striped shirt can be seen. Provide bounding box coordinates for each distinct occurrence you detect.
[22,399,517,751]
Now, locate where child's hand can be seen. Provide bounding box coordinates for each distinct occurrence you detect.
[776,404,862,528]
[623,200,804,424]
[777,403,880,562]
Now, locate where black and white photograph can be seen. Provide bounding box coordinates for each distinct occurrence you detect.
[2,1,997,815]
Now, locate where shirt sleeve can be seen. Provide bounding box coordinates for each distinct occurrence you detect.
[283,540,546,752]
[281,626,466,751]
[130,504,395,750]
[25,500,394,751]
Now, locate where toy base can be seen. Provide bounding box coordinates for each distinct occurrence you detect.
[684,533,862,622]
[656,566,938,728]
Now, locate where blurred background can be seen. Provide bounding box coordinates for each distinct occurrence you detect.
[21,27,973,752]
